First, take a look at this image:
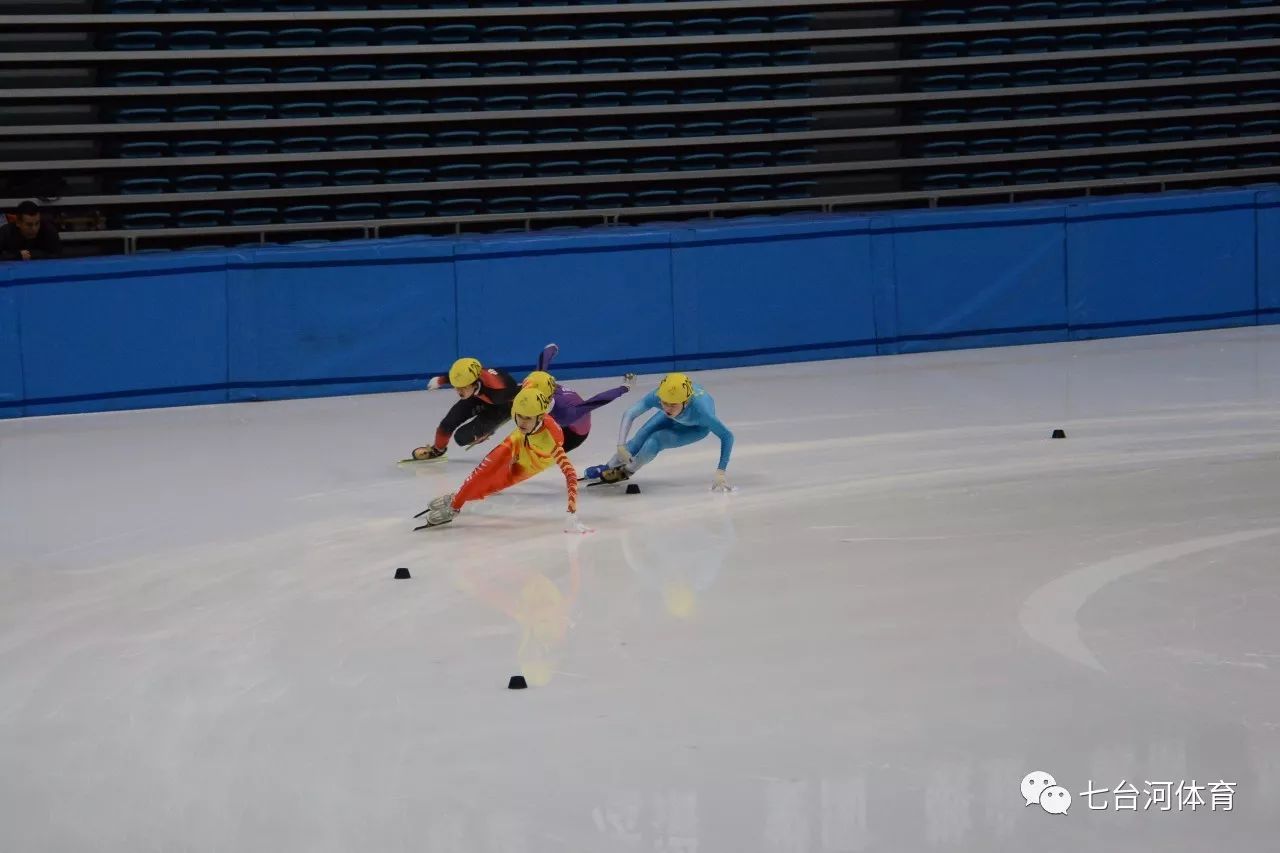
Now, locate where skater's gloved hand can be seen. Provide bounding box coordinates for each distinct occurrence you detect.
[616,444,632,465]
[563,511,593,535]
[413,446,447,461]
[427,375,447,391]
[622,372,636,391]
[711,469,733,493]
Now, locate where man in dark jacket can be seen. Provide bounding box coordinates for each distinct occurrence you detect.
[1,201,62,261]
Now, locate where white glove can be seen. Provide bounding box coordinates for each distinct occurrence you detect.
[622,372,636,391]
[616,444,632,465]
[711,469,733,493]
[427,375,447,391]
[564,511,593,535]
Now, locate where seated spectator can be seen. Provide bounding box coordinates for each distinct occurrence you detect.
[1,201,62,261]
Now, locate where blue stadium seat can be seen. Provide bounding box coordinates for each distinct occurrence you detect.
[228,139,275,155]
[275,28,323,47]
[1241,119,1280,135]
[530,24,574,41]
[583,57,628,74]
[1194,155,1236,171]
[536,194,581,211]
[486,129,530,145]
[385,168,431,183]
[229,172,276,190]
[1194,25,1238,43]
[226,104,272,121]
[436,163,482,180]
[481,61,530,77]
[774,82,814,99]
[1012,68,1055,87]
[172,104,219,122]
[1105,161,1146,178]
[381,25,429,44]
[484,95,529,111]
[678,52,722,70]
[336,202,384,220]
[107,70,164,86]
[1012,1,1056,18]
[1060,2,1103,16]
[231,208,278,226]
[437,198,482,216]
[223,30,271,49]
[922,173,968,190]
[106,0,160,10]
[121,212,172,229]
[728,84,770,101]
[107,30,162,50]
[1105,98,1149,113]
[630,21,674,37]
[918,9,964,24]
[385,133,432,149]
[1151,59,1194,77]
[433,96,479,112]
[728,118,770,135]
[971,105,1014,121]
[328,27,376,46]
[1194,123,1237,138]
[433,24,479,43]
[1151,28,1193,44]
[489,162,533,178]
[1105,30,1147,49]
[585,125,628,140]
[533,59,577,75]
[680,153,727,171]
[774,13,814,31]
[283,205,331,223]
[1106,0,1146,14]
[1060,66,1103,84]
[634,190,678,207]
[118,140,170,157]
[113,106,167,123]
[632,89,676,104]
[1014,134,1057,150]
[333,135,378,150]
[730,151,771,168]
[679,121,723,136]
[920,108,966,123]
[1014,103,1056,120]
[1107,128,1149,145]
[1059,33,1102,52]
[970,4,1012,22]
[776,180,817,197]
[776,148,817,165]
[582,22,626,39]
[1061,132,1104,148]
[436,130,480,146]
[177,209,226,228]
[487,196,534,214]
[535,127,578,143]
[1241,23,1280,40]
[727,15,769,32]
[1242,88,1280,104]
[534,92,577,109]
[177,174,225,192]
[969,137,1013,155]
[631,56,676,73]
[333,169,380,185]
[1196,58,1238,75]
[727,52,770,68]
[280,171,329,188]
[433,61,480,78]
[1240,152,1280,168]
[383,63,430,79]
[681,88,722,103]
[634,123,675,138]
[583,91,626,108]
[920,42,965,58]
[280,136,326,153]
[1240,58,1280,73]
[585,158,627,174]
[170,69,218,86]
[279,101,325,118]
[1013,35,1054,52]
[478,24,527,43]
[969,37,1012,55]
[224,67,271,84]
[682,187,725,205]
[919,74,966,91]
[730,183,771,201]
[1106,62,1148,81]
[173,139,221,156]
[774,116,815,132]
[330,65,377,81]
[333,100,378,116]
[677,18,721,36]
[1151,124,1193,142]
[118,177,171,194]
[1194,93,1237,108]
[633,156,677,172]
[1151,94,1194,110]
[1060,100,1104,115]
[969,72,1012,88]
[1152,158,1193,172]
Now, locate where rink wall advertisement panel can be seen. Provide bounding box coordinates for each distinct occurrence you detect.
[226,240,457,401]
[0,269,22,415]
[5,255,229,416]
[669,216,878,370]
[0,186,1277,419]
[454,229,677,376]
[881,204,1069,354]
[1065,190,1259,340]
[1258,190,1280,323]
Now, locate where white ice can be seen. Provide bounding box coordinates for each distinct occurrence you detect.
[3,326,1280,852]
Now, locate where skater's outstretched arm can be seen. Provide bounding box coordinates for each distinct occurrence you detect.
[537,343,559,373]
[616,389,661,447]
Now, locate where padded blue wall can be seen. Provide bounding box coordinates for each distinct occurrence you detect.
[0,186,1275,419]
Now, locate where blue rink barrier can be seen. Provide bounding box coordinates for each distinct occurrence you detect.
[0,186,1276,418]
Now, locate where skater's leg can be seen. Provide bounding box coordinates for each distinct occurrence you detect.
[561,429,588,453]
[454,406,511,448]
[630,422,711,470]
[596,413,668,471]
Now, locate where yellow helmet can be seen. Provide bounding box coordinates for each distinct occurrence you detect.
[449,357,483,388]
[522,370,556,399]
[657,373,694,406]
[511,387,550,419]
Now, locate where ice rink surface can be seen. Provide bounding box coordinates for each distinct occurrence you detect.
[4,326,1280,852]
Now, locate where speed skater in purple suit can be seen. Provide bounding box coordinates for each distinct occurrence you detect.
[522,343,635,453]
